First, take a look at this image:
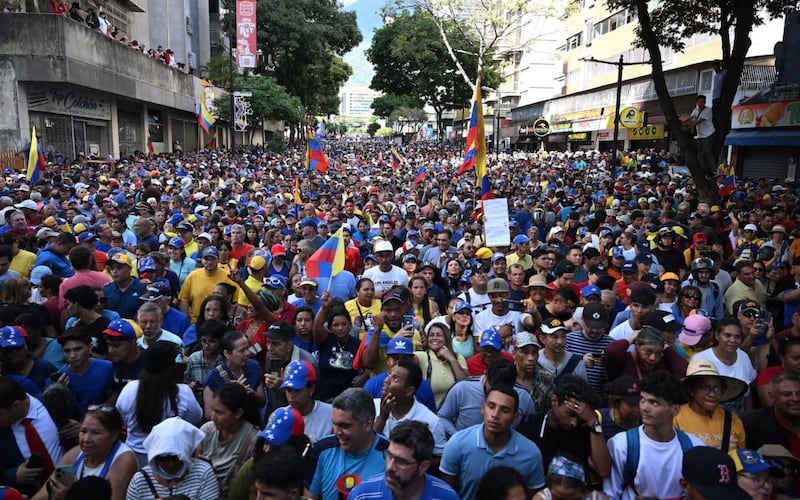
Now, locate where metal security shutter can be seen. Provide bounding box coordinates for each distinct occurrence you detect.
[742,147,800,179]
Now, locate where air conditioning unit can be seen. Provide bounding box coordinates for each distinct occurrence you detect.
[186,16,193,35]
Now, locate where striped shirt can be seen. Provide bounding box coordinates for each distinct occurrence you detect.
[125,460,218,500]
[565,331,614,393]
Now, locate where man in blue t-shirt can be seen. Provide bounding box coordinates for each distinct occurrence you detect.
[363,337,436,412]
[58,328,115,415]
[349,421,458,500]
[305,388,388,500]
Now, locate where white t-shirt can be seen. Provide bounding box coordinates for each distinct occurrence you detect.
[473,309,531,350]
[609,320,635,341]
[372,398,447,455]
[457,289,491,314]
[363,265,409,295]
[303,401,333,444]
[692,106,715,138]
[691,348,756,383]
[116,381,203,454]
[604,427,703,500]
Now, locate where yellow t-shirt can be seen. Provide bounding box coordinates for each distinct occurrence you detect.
[237,275,264,306]
[178,268,239,322]
[344,298,381,335]
[507,252,533,271]
[369,325,423,376]
[415,350,467,408]
[11,250,36,278]
[673,404,746,451]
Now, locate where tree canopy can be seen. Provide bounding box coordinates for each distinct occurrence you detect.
[607,0,799,201]
[255,0,362,116]
[368,9,501,139]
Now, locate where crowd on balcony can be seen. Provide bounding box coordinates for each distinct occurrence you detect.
[1,0,194,74]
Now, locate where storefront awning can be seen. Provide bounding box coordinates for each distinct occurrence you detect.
[725,129,800,147]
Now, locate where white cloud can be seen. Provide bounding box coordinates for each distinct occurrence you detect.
[340,0,359,7]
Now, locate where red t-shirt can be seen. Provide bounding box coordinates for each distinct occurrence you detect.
[466,351,515,376]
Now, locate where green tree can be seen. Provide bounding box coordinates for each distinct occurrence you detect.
[389,106,429,134]
[200,55,234,87]
[366,122,381,136]
[368,9,500,142]
[212,75,303,143]
[255,0,362,141]
[371,93,424,118]
[606,0,798,202]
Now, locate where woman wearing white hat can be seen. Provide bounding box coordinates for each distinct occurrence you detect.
[673,357,748,451]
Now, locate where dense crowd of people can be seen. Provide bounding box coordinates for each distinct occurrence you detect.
[0,140,798,499]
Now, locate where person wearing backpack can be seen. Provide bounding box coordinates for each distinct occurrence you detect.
[604,371,703,500]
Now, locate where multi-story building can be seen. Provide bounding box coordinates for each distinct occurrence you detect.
[339,85,383,119]
[0,2,220,161]
[511,1,783,168]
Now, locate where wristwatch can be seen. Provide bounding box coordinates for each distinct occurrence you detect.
[591,410,603,434]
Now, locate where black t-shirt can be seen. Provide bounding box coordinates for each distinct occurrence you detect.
[316,334,360,402]
[113,349,145,389]
[537,304,573,323]
[651,247,686,274]
[517,411,593,470]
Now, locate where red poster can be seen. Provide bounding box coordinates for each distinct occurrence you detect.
[236,0,257,68]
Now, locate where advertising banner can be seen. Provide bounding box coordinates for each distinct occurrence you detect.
[236,0,257,68]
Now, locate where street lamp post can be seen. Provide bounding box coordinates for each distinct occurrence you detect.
[229,18,236,150]
[580,55,650,179]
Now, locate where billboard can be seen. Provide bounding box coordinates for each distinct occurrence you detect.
[236,0,257,68]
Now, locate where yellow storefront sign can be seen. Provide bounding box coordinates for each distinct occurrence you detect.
[629,124,665,140]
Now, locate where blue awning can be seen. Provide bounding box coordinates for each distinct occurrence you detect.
[725,129,800,147]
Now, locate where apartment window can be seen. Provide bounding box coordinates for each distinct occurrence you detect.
[592,8,633,39]
[566,32,582,50]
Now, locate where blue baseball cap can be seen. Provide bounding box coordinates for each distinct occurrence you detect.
[258,407,305,446]
[581,284,601,298]
[280,360,317,389]
[265,275,287,289]
[387,337,414,355]
[0,326,27,348]
[453,300,472,314]
[102,319,137,339]
[611,246,625,258]
[513,234,531,245]
[479,328,502,350]
[621,261,637,273]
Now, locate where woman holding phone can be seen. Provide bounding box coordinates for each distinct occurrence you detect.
[32,406,137,500]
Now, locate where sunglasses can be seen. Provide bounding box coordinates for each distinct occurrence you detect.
[87,404,117,414]
[683,294,701,300]
[742,311,761,318]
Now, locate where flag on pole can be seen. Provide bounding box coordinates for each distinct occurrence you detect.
[413,166,427,186]
[390,147,406,169]
[305,226,346,280]
[480,174,493,200]
[147,133,155,155]
[457,80,486,186]
[26,127,44,183]
[719,175,736,197]
[293,178,303,215]
[306,128,329,173]
[197,102,215,135]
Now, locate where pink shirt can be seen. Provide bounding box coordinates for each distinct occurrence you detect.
[59,270,112,309]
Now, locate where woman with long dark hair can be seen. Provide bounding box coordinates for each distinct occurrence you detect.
[409,276,438,330]
[203,331,266,417]
[197,383,260,497]
[115,341,202,466]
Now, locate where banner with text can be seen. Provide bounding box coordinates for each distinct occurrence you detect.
[236,0,257,68]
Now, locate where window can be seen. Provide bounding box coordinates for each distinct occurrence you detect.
[592,9,634,39]
[566,32,582,50]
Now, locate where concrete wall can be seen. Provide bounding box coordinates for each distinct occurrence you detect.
[0,14,197,150]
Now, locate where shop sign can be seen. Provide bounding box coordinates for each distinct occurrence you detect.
[551,121,572,133]
[27,85,111,120]
[619,106,644,129]
[533,118,551,137]
[731,100,800,129]
[568,132,589,141]
[629,124,665,139]
[596,129,627,141]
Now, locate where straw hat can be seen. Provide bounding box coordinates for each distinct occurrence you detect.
[682,358,747,403]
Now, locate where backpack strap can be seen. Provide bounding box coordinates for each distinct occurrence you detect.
[216,364,232,384]
[140,469,160,499]
[622,427,640,493]
[218,426,259,496]
[676,429,694,452]
[555,355,582,383]
[720,410,732,451]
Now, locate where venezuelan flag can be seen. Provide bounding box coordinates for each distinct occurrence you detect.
[305,226,345,280]
[480,174,492,200]
[197,102,215,134]
[26,127,44,183]
[719,175,735,197]
[306,128,329,173]
[413,166,427,186]
[390,147,406,169]
[457,80,486,186]
[147,134,154,155]
[293,178,303,215]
